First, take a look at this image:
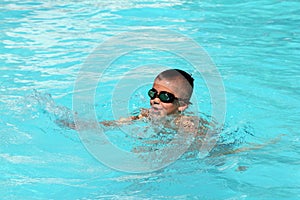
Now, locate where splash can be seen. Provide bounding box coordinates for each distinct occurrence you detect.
[2,90,78,143]
[9,90,75,125]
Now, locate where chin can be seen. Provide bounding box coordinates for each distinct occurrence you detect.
[149,107,167,118]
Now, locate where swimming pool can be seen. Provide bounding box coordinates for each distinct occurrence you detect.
[1,0,299,199]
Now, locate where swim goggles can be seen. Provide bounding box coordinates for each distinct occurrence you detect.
[148,88,178,103]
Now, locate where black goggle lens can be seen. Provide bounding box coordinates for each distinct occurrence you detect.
[148,88,177,103]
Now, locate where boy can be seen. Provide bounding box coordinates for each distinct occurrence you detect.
[101,69,209,137]
[62,69,209,141]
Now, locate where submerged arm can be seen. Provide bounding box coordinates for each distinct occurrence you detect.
[100,108,149,127]
[58,108,149,129]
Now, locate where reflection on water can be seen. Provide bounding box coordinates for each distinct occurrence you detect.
[1,0,299,199]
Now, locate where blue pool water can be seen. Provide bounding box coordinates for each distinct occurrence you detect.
[1,0,300,199]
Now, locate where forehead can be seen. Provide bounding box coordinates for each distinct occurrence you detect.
[153,78,181,93]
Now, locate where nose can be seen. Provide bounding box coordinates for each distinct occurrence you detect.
[153,97,161,104]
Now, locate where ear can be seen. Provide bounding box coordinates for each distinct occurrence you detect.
[178,103,188,112]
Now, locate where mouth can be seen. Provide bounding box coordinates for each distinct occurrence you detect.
[150,106,162,112]
[149,106,166,117]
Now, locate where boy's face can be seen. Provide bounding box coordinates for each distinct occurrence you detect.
[149,78,188,117]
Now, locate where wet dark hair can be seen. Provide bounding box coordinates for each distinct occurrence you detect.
[174,69,194,89]
[158,69,194,89]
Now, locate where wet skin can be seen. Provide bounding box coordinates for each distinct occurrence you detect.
[149,78,188,117]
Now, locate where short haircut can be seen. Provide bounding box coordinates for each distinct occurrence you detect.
[174,69,194,89]
[157,69,194,88]
[156,69,194,100]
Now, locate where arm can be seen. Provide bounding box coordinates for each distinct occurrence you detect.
[100,108,149,127]
[57,108,149,129]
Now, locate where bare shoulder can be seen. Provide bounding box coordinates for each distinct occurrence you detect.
[174,115,198,133]
[175,115,208,126]
[138,108,149,119]
[174,115,211,135]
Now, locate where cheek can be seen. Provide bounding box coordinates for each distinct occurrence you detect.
[162,103,178,113]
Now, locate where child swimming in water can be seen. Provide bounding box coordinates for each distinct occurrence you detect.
[97,68,210,156]
[59,68,275,163]
[60,68,211,153]
[100,68,209,136]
